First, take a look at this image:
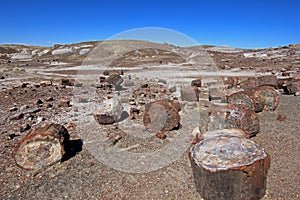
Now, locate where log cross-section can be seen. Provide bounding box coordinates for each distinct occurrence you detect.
[189,136,270,200]
[14,124,70,170]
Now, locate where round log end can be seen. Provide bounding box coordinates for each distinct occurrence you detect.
[14,124,69,170]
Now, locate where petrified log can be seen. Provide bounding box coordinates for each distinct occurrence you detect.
[14,124,70,170]
[191,78,202,87]
[283,79,300,95]
[105,74,123,86]
[208,104,259,137]
[189,136,270,200]
[227,86,279,112]
[180,86,199,102]
[253,86,279,111]
[93,98,124,124]
[143,100,180,132]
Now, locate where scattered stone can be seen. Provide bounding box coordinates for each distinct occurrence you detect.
[143,100,180,132]
[99,76,106,83]
[158,79,167,84]
[7,133,20,140]
[45,97,54,102]
[20,105,29,111]
[156,130,167,139]
[9,113,24,120]
[191,78,202,87]
[59,100,71,108]
[93,98,124,124]
[169,86,177,93]
[26,108,41,114]
[105,74,123,86]
[140,83,149,88]
[13,123,70,170]
[9,106,18,112]
[40,80,52,87]
[20,124,31,133]
[103,69,124,76]
[61,78,75,86]
[277,114,287,121]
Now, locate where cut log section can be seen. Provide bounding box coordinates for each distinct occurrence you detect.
[143,100,180,132]
[189,136,270,200]
[14,124,70,170]
[253,86,279,111]
[208,104,259,137]
[227,86,279,112]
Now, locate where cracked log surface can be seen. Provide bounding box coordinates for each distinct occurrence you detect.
[189,135,270,200]
[13,124,70,170]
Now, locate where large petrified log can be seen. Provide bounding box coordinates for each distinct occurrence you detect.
[189,135,270,200]
[93,98,124,124]
[143,100,180,132]
[208,104,259,137]
[14,124,70,170]
[227,86,279,112]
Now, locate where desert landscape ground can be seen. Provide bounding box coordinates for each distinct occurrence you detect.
[0,40,299,199]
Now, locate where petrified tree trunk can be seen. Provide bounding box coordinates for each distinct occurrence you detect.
[143,100,180,132]
[14,124,70,170]
[189,136,270,200]
[208,104,259,137]
[227,86,279,112]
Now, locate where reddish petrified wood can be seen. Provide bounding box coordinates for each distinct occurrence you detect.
[143,100,180,132]
[189,136,270,200]
[14,124,70,170]
[284,79,300,95]
[227,86,279,112]
[208,104,259,137]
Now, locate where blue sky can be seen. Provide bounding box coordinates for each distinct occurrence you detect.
[1,0,299,48]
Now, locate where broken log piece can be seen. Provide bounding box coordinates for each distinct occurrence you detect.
[284,79,300,95]
[256,75,278,88]
[189,136,270,200]
[105,74,123,86]
[227,86,279,112]
[208,104,259,137]
[253,86,279,111]
[93,98,124,124]
[191,78,202,87]
[14,124,70,170]
[227,90,257,111]
[143,100,180,132]
[180,86,199,102]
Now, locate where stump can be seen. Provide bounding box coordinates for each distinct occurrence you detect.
[189,136,270,200]
[14,124,70,170]
[208,104,259,137]
[143,100,180,132]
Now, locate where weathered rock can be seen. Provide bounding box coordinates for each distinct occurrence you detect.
[208,104,260,137]
[40,80,52,87]
[143,100,180,132]
[256,75,278,88]
[227,86,279,112]
[103,69,124,76]
[169,86,177,93]
[93,98,124,124]
[253,86,279,111]
[61,78,75,86]
[180,86,199,102]
[189,136,270,200]
[156,130,167,139]
[284,79,300,95]
[277,114,287,121]
[14,124,70,170]
[99,76,106,83]
[105,74,123,86]
[191,78,202,87]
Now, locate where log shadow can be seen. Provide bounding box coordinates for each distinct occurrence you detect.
[62,139,83,162]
